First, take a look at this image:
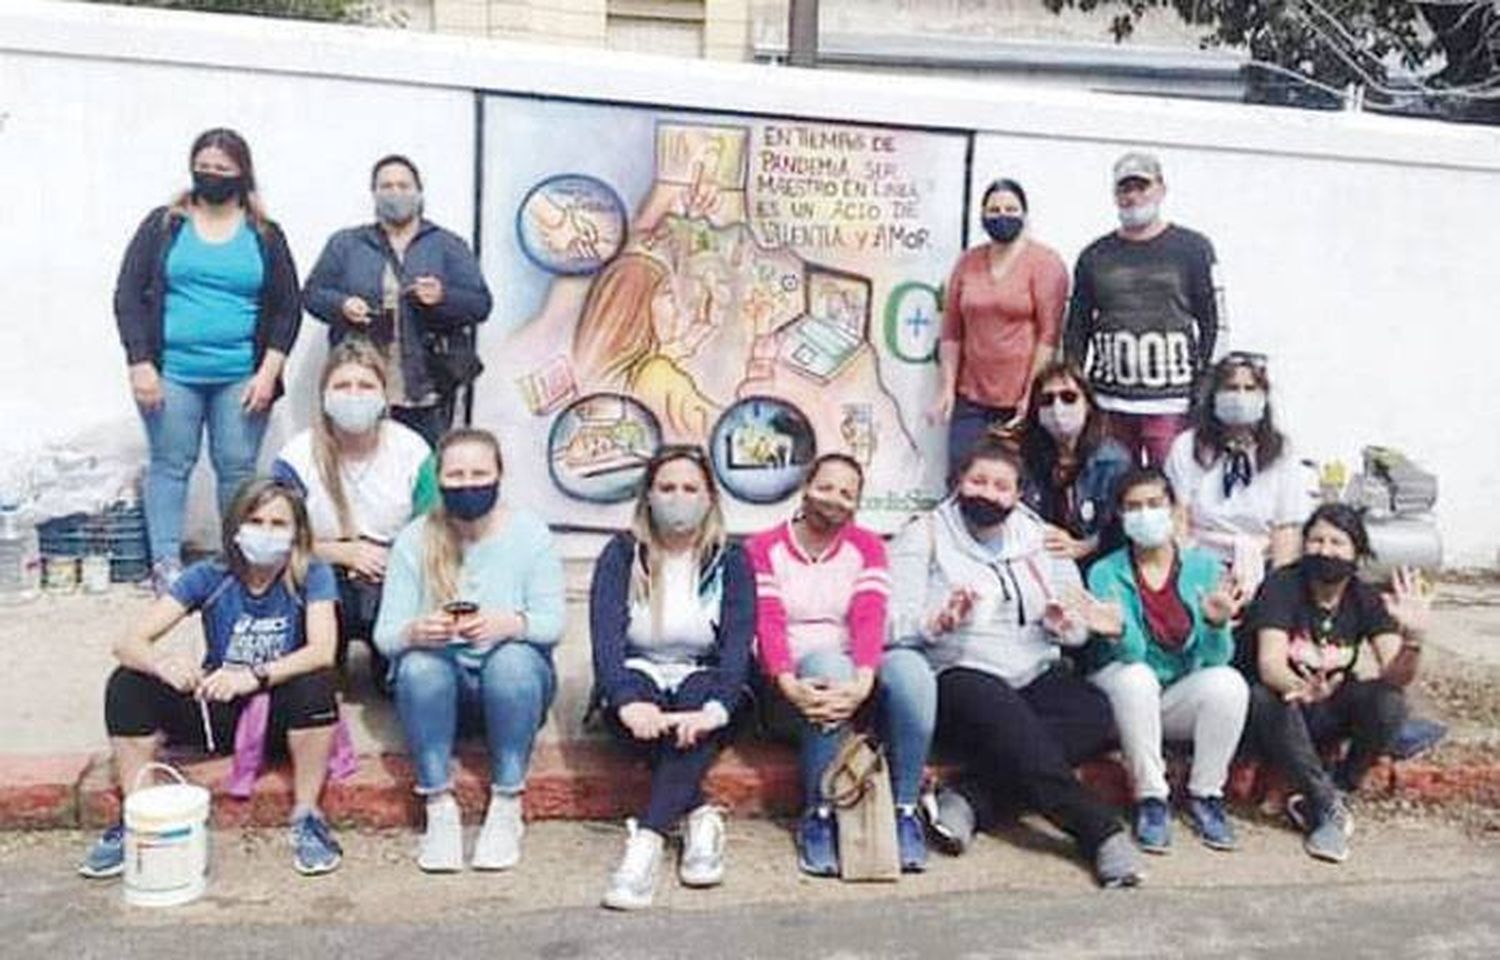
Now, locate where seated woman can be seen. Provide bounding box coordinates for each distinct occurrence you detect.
[589,446,754,910]
[79,479,343,879]
[373,429,564,873]
[1246,504,1428,864]
[1085,467,1249,854]
[1164,353,1309,595]
[1019,360,1133,567]
[887,438,1141,888]
[746,453,935,877]
[273,339,435,688]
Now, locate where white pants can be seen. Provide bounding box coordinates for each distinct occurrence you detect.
[1090,662,1249,801]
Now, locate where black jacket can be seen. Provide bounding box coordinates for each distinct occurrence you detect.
[112,205,302,395]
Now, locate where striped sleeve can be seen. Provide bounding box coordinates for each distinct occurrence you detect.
[745,528,792,678]
[845,527,890,670]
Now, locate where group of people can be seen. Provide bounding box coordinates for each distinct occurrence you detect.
[80,131,1434,908]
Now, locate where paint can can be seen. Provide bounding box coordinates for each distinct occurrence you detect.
[123,763,211,908]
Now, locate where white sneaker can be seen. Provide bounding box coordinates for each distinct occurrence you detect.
[417,794,464,873]
[679,804,726,888]
[601,819,664,911]
[471,791,524,871]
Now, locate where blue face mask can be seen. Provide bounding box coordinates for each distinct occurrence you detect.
[235,525,293,567]
[1122,506,1174,548]
[982,214,1024,243]
[441,482,499,521]
[323,389,385,434]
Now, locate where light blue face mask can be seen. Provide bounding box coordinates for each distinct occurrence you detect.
[323,389,385,434]
[649,493,710,535]
[1213,389,1266,427]
[235,524,293,567]
[1122,506,1174,548]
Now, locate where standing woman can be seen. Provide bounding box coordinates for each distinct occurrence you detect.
[1164,353,1309,592]
[114,128,301,593]
[589,446,754,910]
[373,429,564,873]
[303,155,492,447]
[929,178,1070,477]
[1019,360,1133,566]
[747,453,936,877]
[272,339,436,686]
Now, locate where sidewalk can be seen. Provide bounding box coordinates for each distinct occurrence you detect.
[3,575,1498,829]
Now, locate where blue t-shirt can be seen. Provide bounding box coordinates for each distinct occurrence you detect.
[161,220,264,384]
[170,560,339,669]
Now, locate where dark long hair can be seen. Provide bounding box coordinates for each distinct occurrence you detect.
[1302,503,1373,559]
[1020,360,1109,477]
[170,127,268,229]
[1191,354,1285,470]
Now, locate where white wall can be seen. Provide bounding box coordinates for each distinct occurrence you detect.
[2,1,1498,565]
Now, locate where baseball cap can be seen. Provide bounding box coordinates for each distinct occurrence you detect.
[1112,151,1163,185]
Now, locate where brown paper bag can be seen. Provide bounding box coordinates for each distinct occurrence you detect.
[820,732,900,882]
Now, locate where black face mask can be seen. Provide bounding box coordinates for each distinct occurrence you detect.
[957,494,1012,529]
[192,171,245,205]
[1302,554,1357,586]
[802,494,852,532]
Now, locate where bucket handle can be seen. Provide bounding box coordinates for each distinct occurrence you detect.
[131,761,190,793]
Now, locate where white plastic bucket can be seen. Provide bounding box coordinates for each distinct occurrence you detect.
[123,762,211,907]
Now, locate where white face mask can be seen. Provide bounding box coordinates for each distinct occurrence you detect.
[1122,506,1174,548]
[1038,401,1087,441]
[1214,390,1266,427]
[324,389,385,434]
[235,524,293,567]
[1118,202,1159,230]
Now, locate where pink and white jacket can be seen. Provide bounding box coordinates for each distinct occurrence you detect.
[745,520,890,677]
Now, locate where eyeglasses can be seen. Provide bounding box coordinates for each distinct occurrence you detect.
[1223,350,1268,373]
[1037,389,1081,407]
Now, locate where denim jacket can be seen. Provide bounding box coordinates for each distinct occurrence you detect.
[1021,437,1133,553]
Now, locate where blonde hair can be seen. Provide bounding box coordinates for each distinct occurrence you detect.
[572,254,667,386]
[423,428,504,606]
[223,478,313,593]
[313,339,390,539]
[628,446,726,640]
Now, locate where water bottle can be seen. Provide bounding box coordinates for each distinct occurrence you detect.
[0,502,40,605]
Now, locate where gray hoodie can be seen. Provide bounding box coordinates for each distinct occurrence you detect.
[888,498,1087,688]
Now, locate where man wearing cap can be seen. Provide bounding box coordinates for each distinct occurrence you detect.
[1063,152,1221,468]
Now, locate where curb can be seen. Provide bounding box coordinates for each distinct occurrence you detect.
[4,744,1497,830]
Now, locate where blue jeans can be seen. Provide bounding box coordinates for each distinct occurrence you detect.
[141,375,268,565]
[947,396,1018,484]
[790,647,936,809]
[394,643,556,795]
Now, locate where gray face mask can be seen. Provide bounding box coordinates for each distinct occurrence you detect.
[375,191,422,225]
[1214,389,1266,427]
[649,493,710,536]
[1118,201,1159,230]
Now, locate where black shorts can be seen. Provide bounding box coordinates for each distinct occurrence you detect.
[104,666,338,754]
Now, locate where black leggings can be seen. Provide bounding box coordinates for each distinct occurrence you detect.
[105,666,338,754]
[604,668,732,834]
[937,666,1122,858]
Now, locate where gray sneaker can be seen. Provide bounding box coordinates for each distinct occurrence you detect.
[1093,830,1144,889]
[921,784,976,856]
[1304,802,1353,864]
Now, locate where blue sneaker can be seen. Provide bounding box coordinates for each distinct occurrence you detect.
[1186,795,1237,852]
[291,812,342,876]
[1134,798,1172,854]
[896,807,927,873]
[78,823,125,879]
[796,808,839,877]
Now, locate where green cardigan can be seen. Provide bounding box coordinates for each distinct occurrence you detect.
[1086,545,1234,685]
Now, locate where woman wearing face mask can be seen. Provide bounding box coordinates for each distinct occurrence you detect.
[588,446,754,910]
[1084,468,1248,855]
[746,453,936,877]
[373,429,563,873]
[272,340,437,688]
[1020,361,1133,564]
[113,128,302,595]
[929,178,1070,478]
[303,155,492,447]
[1246,505,1428,864]
[887,438,1142,888]
[1164,353,1308,594]
[79,480,343,880]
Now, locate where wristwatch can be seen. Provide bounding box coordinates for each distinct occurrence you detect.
[251,662,271,690]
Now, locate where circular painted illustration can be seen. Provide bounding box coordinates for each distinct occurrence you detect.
[884,281,943,363]
[517,174,628,276]
[548,393,661,504]
[709,397,817,504]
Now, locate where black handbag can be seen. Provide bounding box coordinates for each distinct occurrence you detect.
[423,328,484,395]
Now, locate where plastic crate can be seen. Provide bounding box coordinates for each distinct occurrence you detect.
[37,502,150,583]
